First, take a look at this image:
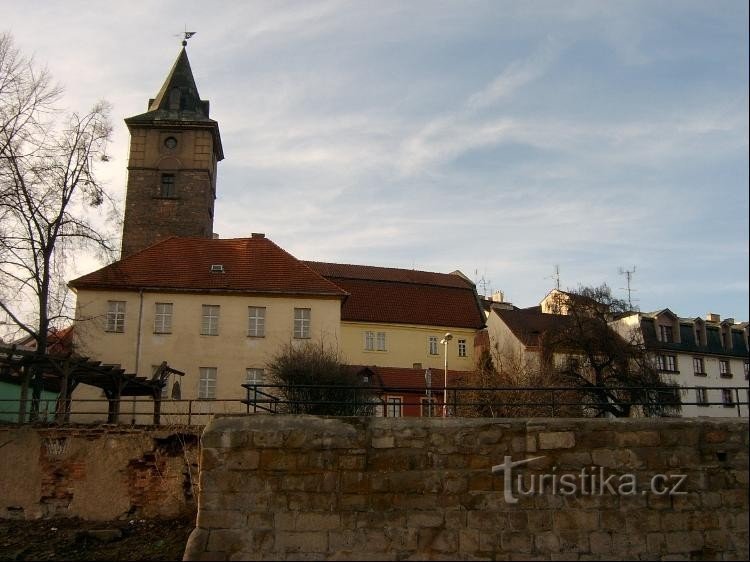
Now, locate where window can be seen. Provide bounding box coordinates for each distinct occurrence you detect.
[247,307,266,337]
[246,368,264,386]
[656,354,677,372]
[364,331,386,351]
[201,305,220,336]
[695,387,708,407]
[154,302,173,334]
[106,301,126,333]
[458,339,467,357]
[385,396,403,417]
[721,388,734,408]
[692,357,705,376]
[199,367,217,399]
[744,361,749,380]
[659,325,674,343]
[428,336,439,355]
[719,360,731,378]
[420,397,437,417]
[293,308,311,339]
[160,173,176,198]
[694,327,703,346]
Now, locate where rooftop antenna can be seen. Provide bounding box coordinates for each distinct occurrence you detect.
[546,265,561,290]
[618,265,637,310]
[474,268,491,298]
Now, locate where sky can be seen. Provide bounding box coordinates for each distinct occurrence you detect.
[3,0,748,321]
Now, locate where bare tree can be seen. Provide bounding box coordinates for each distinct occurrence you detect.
[456,347,582,418]
[0,33,116,419]
[266,342,376,416]
[541,285,681,418]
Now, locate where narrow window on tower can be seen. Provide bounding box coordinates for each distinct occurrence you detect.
[160,173,176,198]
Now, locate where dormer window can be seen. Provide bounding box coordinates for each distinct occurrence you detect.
[659,325,674,343]
[210,264,225,273]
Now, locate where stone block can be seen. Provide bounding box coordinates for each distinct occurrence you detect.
[553,510,599,532]
[664,531,704,554]
[407,511,444,528]
[275,531,328,554]
[296,512,341,531]
[534,532,560,552]
[538,432,576,450]
[197,510,246,529]
[588,531,612,554]
[501,532,532,553]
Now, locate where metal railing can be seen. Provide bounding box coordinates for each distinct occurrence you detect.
[1,384,747,425]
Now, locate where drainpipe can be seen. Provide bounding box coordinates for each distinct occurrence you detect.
[133,289,145,423]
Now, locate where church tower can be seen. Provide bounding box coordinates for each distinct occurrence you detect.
[120,47,224,257]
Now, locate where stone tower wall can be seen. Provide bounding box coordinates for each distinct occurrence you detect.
[121,127,217,257]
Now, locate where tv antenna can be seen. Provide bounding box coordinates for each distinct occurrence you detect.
[618,265,637,309]
[474,269,491,298]
[546,265,561,290]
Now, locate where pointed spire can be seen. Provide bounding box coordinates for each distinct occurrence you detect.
[125,47,214,125]
[148,47,207,116]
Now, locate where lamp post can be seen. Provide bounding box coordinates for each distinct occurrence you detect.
[440,333,452,417]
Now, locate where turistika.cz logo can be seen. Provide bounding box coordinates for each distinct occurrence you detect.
[491,455,687,504]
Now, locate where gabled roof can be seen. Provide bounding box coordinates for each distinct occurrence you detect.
[493,308,573,348]
[69,237,348,298]
[304,262,485,329]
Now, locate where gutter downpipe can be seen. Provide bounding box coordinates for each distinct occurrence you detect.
[133,288,145,424]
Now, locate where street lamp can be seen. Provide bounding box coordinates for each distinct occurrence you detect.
[424,368,432,417]
[440,333,452,417]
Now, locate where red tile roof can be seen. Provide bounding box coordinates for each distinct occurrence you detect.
[494,308,573,348]
[304,262,485,329]
[69,237,347,297]
[354,365,469,391]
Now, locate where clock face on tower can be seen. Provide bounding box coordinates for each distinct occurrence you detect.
[164,136,178,149]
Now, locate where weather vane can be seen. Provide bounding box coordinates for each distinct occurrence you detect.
[178,28,197,47]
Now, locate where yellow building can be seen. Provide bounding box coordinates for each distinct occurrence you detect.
[69,235,347,422]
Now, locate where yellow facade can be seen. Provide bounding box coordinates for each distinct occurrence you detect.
[73,289,342,405]
[339,321,477,371]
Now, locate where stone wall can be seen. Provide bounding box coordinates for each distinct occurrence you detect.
[0,425,201,521]
[185,416,748,560]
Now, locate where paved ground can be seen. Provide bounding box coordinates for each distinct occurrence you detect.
[0,517,193,561]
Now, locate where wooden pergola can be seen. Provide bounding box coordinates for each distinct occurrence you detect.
[0,344,184,424]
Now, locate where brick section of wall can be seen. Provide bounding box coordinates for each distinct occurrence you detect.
[0,426,201,521]
[185,416,749,560]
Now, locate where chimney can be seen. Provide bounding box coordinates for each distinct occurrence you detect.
[706,313,720,322]
[251,233,265,238]
[491,290,505,303]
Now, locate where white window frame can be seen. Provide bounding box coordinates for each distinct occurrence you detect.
[364,331,387,351]
[247,306,266,337]
[245,368,264,386]
[695,387,708,407]
[199,367,217,399]
[385,395,403,418]
[692,357,705,376]
[201,305,220,336]
[719,360,731,377]
[428,336,439,355]
[294,308,311,339]
[458,339,467,357]
[154,302,173,334]
[659,325,674,343]
[106,301,126,333]
[656,354,677,372]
